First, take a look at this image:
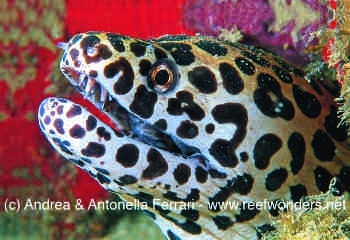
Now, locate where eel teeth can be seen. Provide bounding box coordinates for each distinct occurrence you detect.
[78,74,88,90]
[96,87,109,110]
[100,87,109,103]
[85,78,97,96]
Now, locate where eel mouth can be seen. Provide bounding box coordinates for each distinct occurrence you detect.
[62,68,201,159]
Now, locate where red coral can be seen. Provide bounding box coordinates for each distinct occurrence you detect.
[1,0,190,211]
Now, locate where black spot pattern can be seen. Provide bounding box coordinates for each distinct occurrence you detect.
[205,123,215,134]
[173,163,191,185]
[289,184,307,201]
[253,133,282,170]
[130,85,157,119]
[104,57,134,95]
[80,157,91,164]
[69,124,85,138]
[116,144,139,168]
[314,166,333,192]
[231,173,254,195]
[337,167,350,192]
[235,57,256,75]
[159,209,202,234]
[240,152,249,162]
[241,50,270,67]
[188,66,217,94]
[208,169,227,179]
[167,98,182,116]
[66,105,82,118]
[76,160,85,167]
[159,42,195,65]
[88,170,97,178]
[268,199,285,217]
[176,120,199,139]
[292,84,321,118]
[97,127,111,141]
[89,70,98,78]
[186,189,200,202]
[57,106,63,114]
[272,65,293,83]
[271,55,293,72]
[53,119,64,134]
[52,137,72,155]
[139,59,152,76]
[163,188,200,202]
[96,173,110,184]
[195,166,208,183]
[308,77,323,96]
[212,215,234,230]
[180,209,199,221]
[44,116,51,124]
[144,210,156,220]
[86,115,97,131]
[211,103,248,139]
[134,191,154,206]
[235,203,260,222]
[209,139,237,168]
[107,33,127,52]
[69,48,79,66]
[118,175,138,185]
[39,103,45,117]
[265,168,288,191]
[254,73,295,120]
[287,132,305,174]
[142,148,168,179]
[219,62,244,95]
[130,41,147,57]
[153,118,167,131]
[95,167,110,175]
[324,106,348,141]
[70,34,82,44]
[208,173,253,212]
[292,67,305,78]
[166,230,181,240]
[80,36,112,64]
[194,41,227,56]
[167,91,205,121]
[256,224,276,239]
[154,47,168,59]
[95,44,112,60]
[311,130,335,161]
[210,103,248,167]
[81,142,105,158]
[81,35,100,51]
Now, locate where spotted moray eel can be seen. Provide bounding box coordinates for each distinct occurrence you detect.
[38,32,350,240]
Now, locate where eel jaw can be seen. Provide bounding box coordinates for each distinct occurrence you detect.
[60,67,203,159]
[61,67,110,110]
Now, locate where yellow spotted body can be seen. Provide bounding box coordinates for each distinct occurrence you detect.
[38,32,350,239]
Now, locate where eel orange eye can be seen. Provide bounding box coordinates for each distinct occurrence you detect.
[148,59,179,93]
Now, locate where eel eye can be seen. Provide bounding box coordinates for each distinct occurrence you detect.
[148,59,178,93]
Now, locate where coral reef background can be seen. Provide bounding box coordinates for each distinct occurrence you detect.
[183,0,327,66]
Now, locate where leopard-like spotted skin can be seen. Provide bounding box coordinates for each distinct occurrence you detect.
[38,32,350,240]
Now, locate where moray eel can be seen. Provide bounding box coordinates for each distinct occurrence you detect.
[38,32,350,239]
